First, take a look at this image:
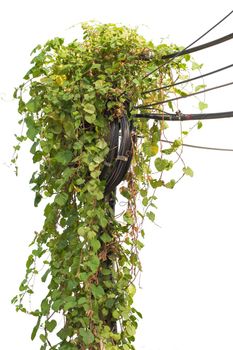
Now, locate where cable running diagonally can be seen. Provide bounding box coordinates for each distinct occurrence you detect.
[142,63,233,94]
[161,139,233,152]
[135,81,233,109]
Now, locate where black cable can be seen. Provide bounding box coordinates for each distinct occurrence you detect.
[102,106,135,196]
[133,111,233,121]
[142,63,233,95]
[105,116,133,195]
[100,119,119,181]
[139,10,233,81]
[161,139,233,152]
[135,81,233,109]
[162,32,233,59]
[123,120,136,176]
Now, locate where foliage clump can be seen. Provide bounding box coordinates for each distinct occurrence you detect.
[12,22,200,349]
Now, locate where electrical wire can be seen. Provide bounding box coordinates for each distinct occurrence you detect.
[139,10,233,81]
[105,117,129,193]
[162,32,233,59]
[133,111,233,121]
[100,119,119,182]
[102,113,135,196]
[105,117,133,195]
[135,81,233,109]
[142,63,233,95]
[161,139,233,152]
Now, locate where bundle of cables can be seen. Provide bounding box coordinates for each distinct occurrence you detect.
[100,111,135,196]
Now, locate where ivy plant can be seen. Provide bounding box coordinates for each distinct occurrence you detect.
[12,22,204,350]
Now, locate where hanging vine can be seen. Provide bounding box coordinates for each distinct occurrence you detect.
[11,23,205,350]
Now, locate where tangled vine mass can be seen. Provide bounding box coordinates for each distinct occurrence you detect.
[12,23,203,349]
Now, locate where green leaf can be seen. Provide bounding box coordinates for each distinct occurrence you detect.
[143,142,158,157]
[122,344,130,350]
[45,319,57,332]
[73,140,83,151]
[100,232,112,243]
[39,334,47,343]
[79,272,89,282]
[195,84,206,92]
[90,169,101,178]
[112,310,120,318]
[154,158,173,172]
[94,79,106,89]
[54,150,73,165]
[41,299,50,315]
[33,151,43,163]
[165,179,176,189]
[140,189,147,197]
[183,166,194,177]
[52,299,63,312]
[132,307,143,319]
[26,97,41,113]
[64,300,77,311]
[79,328,94,346]
[32,246,46,258]
[99,215,108,228]
[63,120,75,138]
[84,114,96,124]
[31,316,41,340]
[126,324,136,336]
[128,284,136,297]
[41,268,51,282]
[78,297,87,305]
[11,295,18,304]
[25,116,39,140]
[86,255,100,273]
[174,88,188,97]
[197,121,203,129]
[192,61,203,70]
[198,101,208,111]
[67,280,78,291]
[96,139,108,149]
[146,211,155,222]
[62,167,75,180]
[54,192,69,206]
[27,126,39,141]
[142,197,149,206]
[83,103,96,114]
[26,254,34,269]
[91,284,105,299]
[123,211,134,225]
[87,230,96,240]
[120,186,131,199]
[57,326,73,340]
[34,192,42,207]
[90,238,101,252]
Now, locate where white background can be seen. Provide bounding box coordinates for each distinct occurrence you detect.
[1,1,233,349]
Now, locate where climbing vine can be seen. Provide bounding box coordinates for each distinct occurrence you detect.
[12,23,205,349]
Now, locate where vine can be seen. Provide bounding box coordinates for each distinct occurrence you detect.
[12,23,205,350]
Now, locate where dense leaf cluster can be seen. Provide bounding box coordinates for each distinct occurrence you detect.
[12,23,201,349]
